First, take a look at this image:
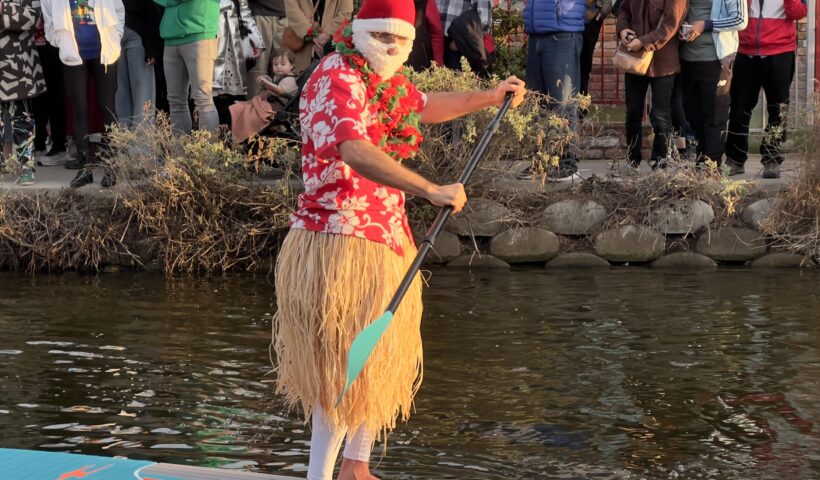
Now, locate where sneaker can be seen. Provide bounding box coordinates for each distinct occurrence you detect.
[517,166,535,180]
[37,148,68,166]
[725,158,745,176]
[762,163,781,179]
[100,169,117,188]
[18,168,35,186]
[549,168,583,182]
[70,168,94,188]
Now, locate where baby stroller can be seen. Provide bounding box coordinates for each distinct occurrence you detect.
[257,59,321,141]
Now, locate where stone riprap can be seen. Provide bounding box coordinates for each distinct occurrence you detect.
[651,198,714,235]
[545,252,611,268]
[447,254,510,269]
[652,252,718,268]
[417,230,461,264]
[489,228,560,263]
[750,253,816,268]
[543,199,607,235]
[593,225,665,262]
[696,227,767,262]
[445,198,510,237]
[741,199,773,231]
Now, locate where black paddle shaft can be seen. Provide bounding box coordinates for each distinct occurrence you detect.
[385,93,515,314]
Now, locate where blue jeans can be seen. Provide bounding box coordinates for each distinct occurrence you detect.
[526,32,583,169]
[116,27,156,128]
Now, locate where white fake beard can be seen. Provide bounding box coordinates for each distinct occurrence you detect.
[352,30,412,79]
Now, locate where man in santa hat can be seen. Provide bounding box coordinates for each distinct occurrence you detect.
[271,0,525,478]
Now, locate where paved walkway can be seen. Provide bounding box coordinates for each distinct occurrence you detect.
[0,154,796,196]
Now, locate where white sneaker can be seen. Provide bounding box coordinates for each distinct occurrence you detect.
[37,149,68,166]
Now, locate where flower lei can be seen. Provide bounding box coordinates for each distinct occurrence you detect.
[305,22,319,42]
[332,21,423,161]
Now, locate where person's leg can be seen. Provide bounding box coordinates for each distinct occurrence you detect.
[700,61,732,165]
[31,91,48,152]
[307,405,347,480]
[647,75,675,167]
[181,38,219,134]
[624,73,649,166]
[164,44,193,133]
[63,62,91,159]
[681,60,705,160]
[579,19,603,96]
[338,426,376,480]
[116,28,135,127]
[42,45,68,153]
[127,32,156,128]
[524,35,545,95]
[759,51,795,166]
[725,54,760,166]
[92,60,120,187]
[11,100,36,172]
[32,49,50,152]
[92,60,119,136]
[538,32,582,173]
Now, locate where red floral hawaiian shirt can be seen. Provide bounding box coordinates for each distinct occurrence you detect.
[290,53,427,256]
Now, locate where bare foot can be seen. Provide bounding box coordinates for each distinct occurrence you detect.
[337,458,379,480]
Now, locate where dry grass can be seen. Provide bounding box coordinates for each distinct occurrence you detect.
[762,124,820,261]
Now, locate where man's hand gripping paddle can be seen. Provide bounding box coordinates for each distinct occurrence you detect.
[337,93,516,405]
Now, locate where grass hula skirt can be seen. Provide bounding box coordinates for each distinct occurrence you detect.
[272,228,423,436]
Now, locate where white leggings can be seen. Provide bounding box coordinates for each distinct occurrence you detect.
[307,404,374,480]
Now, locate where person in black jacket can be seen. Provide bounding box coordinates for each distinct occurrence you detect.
[116,0,163,129]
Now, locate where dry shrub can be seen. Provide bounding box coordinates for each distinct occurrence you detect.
[762,122,820,261]
[0,113,299,274]
[0,191,133,272]
[407,63,579,187]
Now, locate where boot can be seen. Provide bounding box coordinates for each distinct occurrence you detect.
[65,149,89,170]
[69,151,93,188]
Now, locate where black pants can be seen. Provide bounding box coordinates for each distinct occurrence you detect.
[32,44,67,152]
[64,60,118,155]
[625,73,675,165]
[579,18,604,96]
[214,94,245,126]
[725,51,795,166]
[681,60,733,164]
[670,73,689,138]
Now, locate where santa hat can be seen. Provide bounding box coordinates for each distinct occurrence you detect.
[351,0,416,41]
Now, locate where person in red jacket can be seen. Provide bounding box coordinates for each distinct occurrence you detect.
[724,0,807,179]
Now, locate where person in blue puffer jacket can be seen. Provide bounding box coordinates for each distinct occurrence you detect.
[523,0,586,181]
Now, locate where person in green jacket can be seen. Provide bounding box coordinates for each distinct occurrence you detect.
[154,0,220,134]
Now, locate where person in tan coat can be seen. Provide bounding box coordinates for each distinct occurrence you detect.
[284,0,353,72]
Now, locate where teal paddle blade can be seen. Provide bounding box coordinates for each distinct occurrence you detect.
[337,311,394,405]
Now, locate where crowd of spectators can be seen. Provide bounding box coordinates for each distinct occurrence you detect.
[0,0,808,187]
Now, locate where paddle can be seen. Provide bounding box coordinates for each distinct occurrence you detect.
[337,92,516,405]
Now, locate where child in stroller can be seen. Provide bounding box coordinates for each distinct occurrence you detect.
[228,49,298,144]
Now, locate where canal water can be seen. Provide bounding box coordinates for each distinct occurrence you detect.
[0,269,818,479]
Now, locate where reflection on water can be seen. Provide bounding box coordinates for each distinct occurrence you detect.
[0,269,818,479]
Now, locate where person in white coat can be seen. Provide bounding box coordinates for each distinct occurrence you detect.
[41,0,124,188]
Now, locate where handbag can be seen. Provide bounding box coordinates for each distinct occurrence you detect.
[613,42,653,75]
[282,1,321,53]
[282,26,306,52]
